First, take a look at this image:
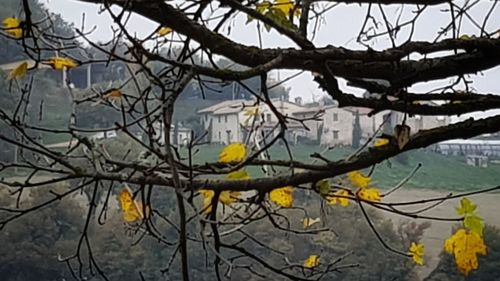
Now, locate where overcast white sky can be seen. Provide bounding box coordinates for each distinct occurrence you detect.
[42,0,500,119]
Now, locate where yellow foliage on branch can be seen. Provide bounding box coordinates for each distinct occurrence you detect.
[443,197,487,275]
[3,17,22,38]
[219,143,246,163]
[408,242,425,265]
[326,189,350,207]
[46,57,78,70]
[347,171,371,189]
[444,229,487,275]
[303,255,320,268]
[118,186,150,222]
[269,186,294,208]
[7,62,28,80]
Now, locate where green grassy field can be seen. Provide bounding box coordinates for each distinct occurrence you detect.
[182,144,500,192]
[370,150,500,191]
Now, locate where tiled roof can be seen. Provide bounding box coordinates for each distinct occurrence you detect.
[197,99,251,114]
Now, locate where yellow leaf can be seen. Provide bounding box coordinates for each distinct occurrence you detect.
[200,189,241,213]
[243,106,259,117]
[219,143,246,163]
[459,34,471,40]
[248,1,272,24]
[46,57,78,70]
[256,1,272,14]
[200,169,249,213]
[303,255,320,268]
[219,191,240,205]
[200,189,215,214]
[455,197,484,236]
[373,138,389,148]
[7,62,28,80]
[444,233,455,254]
[394,124,411,150]
[408,242,425,266]
[325,189,350,207]
[444,228,487,275]
[103,89,123,100]
[464,214,484,237]
[222,169,247,204]
[274,0,300,18]
[158,27,173,36]
[243,107,260,125]
[356,187,381,202]
[302,217,320,229]
[455,197,477,216]
[269,186,294,208]
[226,169,250,180]
[347,171,371,189]
[3,17,22,38]
[118,186,149,222]
[316,179,330,196]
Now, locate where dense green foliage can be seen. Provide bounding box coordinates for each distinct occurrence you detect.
[0,0,75,64]
[1,2,499,281]
[0,181,421,281]
[0,0,291,144]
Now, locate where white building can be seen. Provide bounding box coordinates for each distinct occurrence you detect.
[198,99,451,146]
[320,105,356,145]
[437,139,500,157]
[198,99,312,144]
[321,106,451,146]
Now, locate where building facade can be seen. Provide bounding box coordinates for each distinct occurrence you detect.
[198,99,311,144]
[198,99,451,146]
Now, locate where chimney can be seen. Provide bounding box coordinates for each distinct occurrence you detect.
[295,97,302,105]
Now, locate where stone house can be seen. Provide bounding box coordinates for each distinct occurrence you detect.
[289,106,324,143]
[197,99,311,144]
[320,105,356,145]
[198,99,451,146]
[321,106,451,146]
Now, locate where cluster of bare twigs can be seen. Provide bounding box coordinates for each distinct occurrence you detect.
[1,0,500,280]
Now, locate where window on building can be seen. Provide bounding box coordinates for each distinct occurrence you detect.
[218,115,221,123]
[333,130,339,140]
[225,115,228,123]
[218,132,221,140]
[333,113,338,121]
[267,113,272,122]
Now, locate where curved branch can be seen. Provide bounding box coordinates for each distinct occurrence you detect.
[70,114,500,192]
